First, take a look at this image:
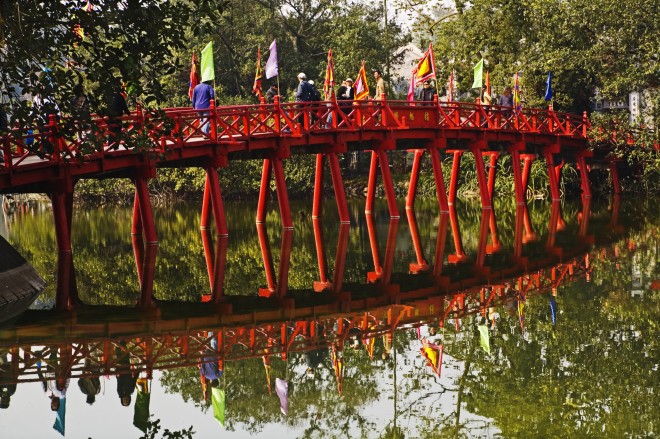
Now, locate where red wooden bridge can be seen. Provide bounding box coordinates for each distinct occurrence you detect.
[0,98,624,310]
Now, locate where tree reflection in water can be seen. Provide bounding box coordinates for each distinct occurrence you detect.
[0,197,657,437]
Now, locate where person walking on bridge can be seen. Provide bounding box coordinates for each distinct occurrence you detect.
[192,80,215,135]
[373,69,386,100]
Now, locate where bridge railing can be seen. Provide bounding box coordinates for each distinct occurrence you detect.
[0,100,592,172]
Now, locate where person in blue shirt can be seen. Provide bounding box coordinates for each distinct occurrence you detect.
[191,80,215,135]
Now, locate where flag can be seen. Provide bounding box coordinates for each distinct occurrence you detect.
[252,48,263,99]
[211,387,226,427]
[85,1,93,11]
[354,62,370,100]
[53,397,66,436]
[407,69,416,102]
[472,58,483,89]
[415,43,436,84]
[483,71,492,104]
[549,296,557,325]
[478,324,490,354]
[545,71,553,101]
[200,41,215,82]
[188,52,199,100]
[265,39,278,79]
[322,48,335,100]
[513,71,522,113]
[275,378,289,415]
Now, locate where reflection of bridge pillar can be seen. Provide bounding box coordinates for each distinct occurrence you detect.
[313,153,350,224]
[256,158,293,229]
[332,224,350,295]
[200,164,228,236]
[432,213,450,281]
[447,205,467,263]
[407,209,428,273]
[132,170,158,307]
[547,201,561,249]
[51,186,78,310]
[475,209,491,270]
[365,149,400,218]
[448,151,462,206]
[609,160,622,195]
[312,217,330,291]
[366,216,399,285]
[576,154,592,198]
[201,231,229,304]
[257,223,294,301]
[513,204,525,261]
[487,208,502,254]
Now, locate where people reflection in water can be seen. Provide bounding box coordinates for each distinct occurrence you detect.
[199,332,222,400]
[0,351,18,409]
[116,341,139,407]
[37,349,70,412]
[78,358,101,405]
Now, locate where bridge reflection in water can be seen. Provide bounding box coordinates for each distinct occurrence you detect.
[0,195,622,385]
[1,193,658,438]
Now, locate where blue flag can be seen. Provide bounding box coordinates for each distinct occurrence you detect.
[549,296,557,325]
[53,397,66,436]
[544,72,553,101]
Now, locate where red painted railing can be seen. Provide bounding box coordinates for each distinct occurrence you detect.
[0,99,591,172]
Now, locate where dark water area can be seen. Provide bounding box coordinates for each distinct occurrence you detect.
[0,195,657,438]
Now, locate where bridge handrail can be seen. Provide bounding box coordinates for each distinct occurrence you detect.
[0,100,594,172]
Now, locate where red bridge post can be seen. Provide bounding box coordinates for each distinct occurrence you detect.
[472,142,493,209]
[256,158,293,229]
[365,147,400,219]
[448,151,463,206]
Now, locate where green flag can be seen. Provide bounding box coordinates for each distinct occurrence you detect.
[201,42,215,82]
[472,58,483,89]
[478,324,490,354]
[211,387,225,427]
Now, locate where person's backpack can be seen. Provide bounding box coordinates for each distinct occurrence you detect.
[311,87,321,102]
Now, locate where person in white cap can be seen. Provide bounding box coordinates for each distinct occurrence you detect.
[295,72,313,102]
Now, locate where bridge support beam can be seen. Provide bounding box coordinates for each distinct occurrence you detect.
[406,147,449,213]
[366,150,400,218]
[256,158,293,229]
[577,155,592,198]
[471,142,492,210]
[510,149,525,205]
[313,153,350,224]
[543,149,562,202]
[485,152,500,200]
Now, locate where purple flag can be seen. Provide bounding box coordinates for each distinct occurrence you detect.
[265,39,278,79]
[275,378,288,415]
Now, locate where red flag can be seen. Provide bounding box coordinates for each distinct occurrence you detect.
[415,43,436,85]
[354,62,370,101]
[252,48,263,99]
[188,52,199,101]
[323,48,335,100]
